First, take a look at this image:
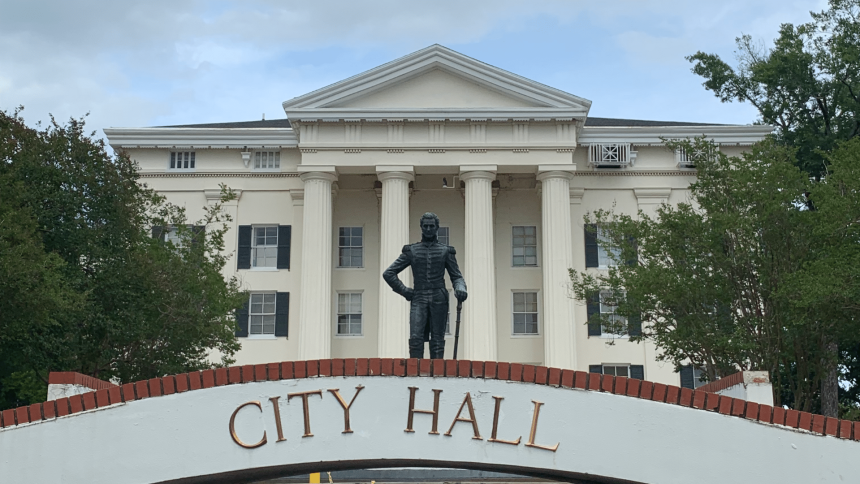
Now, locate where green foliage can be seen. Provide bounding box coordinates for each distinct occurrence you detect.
[0,108,246,410]
[569,137,860,412]
[686,0,860,177]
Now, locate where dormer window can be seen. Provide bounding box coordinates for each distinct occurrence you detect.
[169,151,195,170]
[588,143,636,168]
[254,151,280,170]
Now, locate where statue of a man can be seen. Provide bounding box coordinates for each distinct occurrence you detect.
[383,212,467,359]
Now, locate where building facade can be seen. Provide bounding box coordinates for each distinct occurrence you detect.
[104,45,771,387]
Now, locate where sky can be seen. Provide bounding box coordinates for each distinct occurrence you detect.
[0,0,829,139]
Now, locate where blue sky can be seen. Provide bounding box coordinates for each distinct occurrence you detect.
[0,0,828,137]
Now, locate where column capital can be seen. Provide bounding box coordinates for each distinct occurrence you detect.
[536,165,575,182]
[376,165,414,182]
[459,167,497,182]
[298,165,338,183]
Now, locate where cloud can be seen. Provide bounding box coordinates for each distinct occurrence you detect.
[0,0,830,138]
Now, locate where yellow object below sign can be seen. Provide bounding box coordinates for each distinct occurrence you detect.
[310,472,320,483]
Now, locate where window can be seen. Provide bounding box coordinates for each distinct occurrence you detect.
[237,225,291,271]
[169,151,195,170]
[252,226,278,268]
[337,293,362,335]
[585,225,622,269]
[597,227,621,268]
[512,226,537,267]
[254,151,280,170]
[587,143,636,168]
[438,226,450,246]
[599,292,626,334]
[589,364,644,380]
[249,293,276,335]
[512,291,539,335]
[338,227,363,267]
[164,227,184,249]
[680,365,707,389]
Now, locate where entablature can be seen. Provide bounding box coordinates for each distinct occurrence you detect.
[102,127,298,150]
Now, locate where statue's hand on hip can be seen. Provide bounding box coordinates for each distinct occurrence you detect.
[455,289,467,302]
[402,288,414,301]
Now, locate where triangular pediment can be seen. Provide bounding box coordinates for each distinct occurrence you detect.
[283,45,591,121]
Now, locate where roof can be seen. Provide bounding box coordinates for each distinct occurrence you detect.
[155,117,725,129]
[584,117,727,127]
[158,119,292,129]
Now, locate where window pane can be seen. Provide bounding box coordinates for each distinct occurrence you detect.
[525,256,537,266]
[339,227,348,237]
[352,227,362,237]
[513,226,524,236]
[513,236,525,246]
[263,315,275,334]
[617,366,629,378]
[274,152,280,168]
[513,293,525,311]
[513,256,524,266]
[525,226,536,236]
[604,366,615,376]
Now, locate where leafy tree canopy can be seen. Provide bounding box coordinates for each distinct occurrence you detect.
[0,108,246,410]
[687,0,860,177]
[570,137,860,414]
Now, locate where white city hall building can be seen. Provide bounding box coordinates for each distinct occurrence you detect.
[105,45,770,387]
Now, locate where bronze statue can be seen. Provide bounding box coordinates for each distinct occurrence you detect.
[383,212,467,359]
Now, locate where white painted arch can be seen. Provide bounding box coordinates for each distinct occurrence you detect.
[1,368,858,484]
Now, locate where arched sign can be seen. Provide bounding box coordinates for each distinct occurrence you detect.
[1,360,858,483]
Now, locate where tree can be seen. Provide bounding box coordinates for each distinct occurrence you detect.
[0,108,246,409]
[686,0,860,416]
[686,0,860,178]
[569,137,860,413]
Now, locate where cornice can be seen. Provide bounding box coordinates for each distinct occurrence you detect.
[103,127,297,150]
[578,125,773,146]
[574,170,697,177]
[288,108,588,123]
[137,172,301,178]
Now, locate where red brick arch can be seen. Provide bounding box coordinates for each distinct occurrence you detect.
[2,358,856,439]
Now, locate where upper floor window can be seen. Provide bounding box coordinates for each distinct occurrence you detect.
[438,226,450,246]
[584,225,621,269]
[338,227,363,268]
[235,292,289,338]
[252,226,278,268]
[254,151,280,170]
[586,290,641,338]
[236,225,292,271]
[170,151,195,170]
[512,226,538,267]
[512,291,539,335]
[587,143,636,168]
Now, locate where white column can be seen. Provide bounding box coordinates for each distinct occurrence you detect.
[297,168,337,360]
[537,168,576,369]
[460,167,498,361]
[376,167,414,358]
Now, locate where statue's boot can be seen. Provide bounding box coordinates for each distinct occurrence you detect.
[429,340,445,360]
[409,338,424,359]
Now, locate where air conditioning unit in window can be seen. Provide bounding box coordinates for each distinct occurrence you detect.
[588,143,637,168]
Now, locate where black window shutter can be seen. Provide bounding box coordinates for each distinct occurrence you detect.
[587,292,602,336]
[235,299,249,338]
[276,225,291,270]
[680,365,695,389]
[237,225,252,270]
[589,365,603,374]
[192,225,205,249]
[628,311,642,337]
[152,225,164,241]
[630,365,644,380]
[584,224,599,268]
[275,292,289,337]
[626,236,638,266]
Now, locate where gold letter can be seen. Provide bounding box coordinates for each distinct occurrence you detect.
[405,387,442,434]
[287,390,323,437]
[328,386,364,433]
[525,400,559,452]
[229,401,267,449]
[269,396,286,442]
[488,396,521,446]
[444,392,482,440]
